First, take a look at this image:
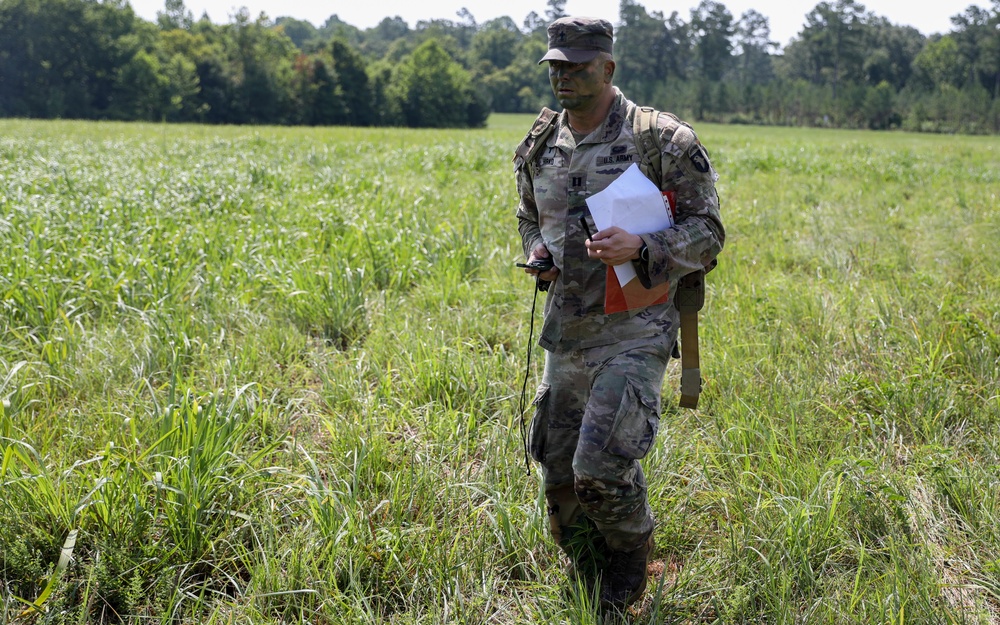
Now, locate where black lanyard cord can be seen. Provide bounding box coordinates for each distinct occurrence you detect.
[517,276,546,476]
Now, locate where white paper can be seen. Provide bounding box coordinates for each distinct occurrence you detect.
[585,163,673,286]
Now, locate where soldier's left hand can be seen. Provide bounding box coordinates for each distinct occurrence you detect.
[586,227,643,266]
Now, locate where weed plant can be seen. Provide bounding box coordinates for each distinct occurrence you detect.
[0,118,998,623]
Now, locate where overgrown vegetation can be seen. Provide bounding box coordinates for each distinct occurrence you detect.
[1,117,998,623]
[1,0,999,132]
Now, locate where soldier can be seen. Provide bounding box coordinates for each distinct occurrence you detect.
[514,16,725,610]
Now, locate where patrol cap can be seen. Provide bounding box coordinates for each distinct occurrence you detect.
[538,17,614,65]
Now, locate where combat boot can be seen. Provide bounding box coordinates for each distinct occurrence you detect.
[560,519,608,592]
[598,533,653,610]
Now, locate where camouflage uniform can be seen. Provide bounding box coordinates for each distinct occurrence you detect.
[516,88,724,558]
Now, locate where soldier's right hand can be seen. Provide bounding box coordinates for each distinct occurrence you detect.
[527,244,560,282]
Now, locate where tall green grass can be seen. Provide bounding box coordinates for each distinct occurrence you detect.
[1,117,998,623]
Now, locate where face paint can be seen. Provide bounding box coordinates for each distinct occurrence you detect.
[548,57,608,111]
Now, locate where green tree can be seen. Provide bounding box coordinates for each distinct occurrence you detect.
[0,0,151,118]
[950,2,1000,97]
[83,0,158,116]
[469,17,521,70]
[986,0,1000,98]
[157,0,192,30]
[329,38,372,125]
[863,80,896,128]
[469,17,532,113]
[690,0,734,82]
[112,45,197,121]
[686,0,734,119]
[161,52,200,119]
[862,19,924,90]
[176,19,239,123]
[412,19,469,66]
[388,38,484,127]
[523,11,546,35]
[411,9,477,54]
[367,59,403,125]
[734,9,776,87]
[229,7,297,124]
[116,49,169,118]
[497,36,553,112]
[728,10,777,120]
[362,16,410,58]
[545,0,567,23]
[914,36,967,89]
[3,0,998,133]
[796,0,869,99]
[317,15,362,47]
[292,54,345,125]
[950,6,989,88]
[616,0,686,104]
[275,17,318,51]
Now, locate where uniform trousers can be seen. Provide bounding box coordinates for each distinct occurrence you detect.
[528,332,674,557]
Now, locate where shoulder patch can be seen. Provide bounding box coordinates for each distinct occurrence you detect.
[689,144,711,173]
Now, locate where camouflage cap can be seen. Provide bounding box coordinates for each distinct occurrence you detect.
[538,16,614,65]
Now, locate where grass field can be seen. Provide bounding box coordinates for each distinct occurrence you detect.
[1,114,998,624]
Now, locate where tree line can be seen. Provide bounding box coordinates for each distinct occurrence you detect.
[1,0,998,132]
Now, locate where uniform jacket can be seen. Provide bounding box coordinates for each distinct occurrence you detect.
[516,88,725,353]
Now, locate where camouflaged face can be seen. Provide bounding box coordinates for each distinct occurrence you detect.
[515,88,725,353]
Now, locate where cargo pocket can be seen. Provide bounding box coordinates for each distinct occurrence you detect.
[602,382,659,460]
[527,384,551,463]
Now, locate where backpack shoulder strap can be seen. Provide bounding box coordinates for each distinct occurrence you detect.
[513,107,559,171]
[632,105,663,187]
[632,105,714,410]
[634,105,703,186]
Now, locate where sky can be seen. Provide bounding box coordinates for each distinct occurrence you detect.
[127,0,989,49]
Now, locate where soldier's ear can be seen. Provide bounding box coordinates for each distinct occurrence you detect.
[604,60,615,82]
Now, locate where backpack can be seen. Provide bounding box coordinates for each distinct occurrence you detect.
[513,105,713,409]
